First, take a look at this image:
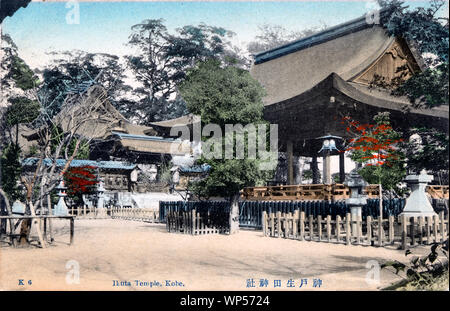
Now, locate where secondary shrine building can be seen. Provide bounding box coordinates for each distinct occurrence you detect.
[250,13,448,185]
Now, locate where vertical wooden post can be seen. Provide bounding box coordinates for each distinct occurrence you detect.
[389,216,394,244]
[410,217,416,246]
[336,215,341,243]
[433,214,439,243]
[293,210,299,239]
[312,156,319,184]
[439,211,445,243]
[346,213,351,245]
[402,215,408,250]
[284,213,289,238]
[300,211,305,241]
[309,215,314,241]
[426,216,431,244]
[418,217,424,245]
[326,215,331,242]
[367,216,372,245]
[277,211,282,238]
[323,151,331,184]
[339,152,345,183]
[70,217,74,245]
[317,215,322,241]
[191,210,194,235]
[43,218,47,242]
[270,212,275,237]
[378,216,383,247]
[287,140,294,185]
[262,211,267,236]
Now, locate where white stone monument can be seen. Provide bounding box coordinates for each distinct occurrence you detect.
[53,180,69,216]
[400,170,437,217]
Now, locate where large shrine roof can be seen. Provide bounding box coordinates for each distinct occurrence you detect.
[250,11,426,107]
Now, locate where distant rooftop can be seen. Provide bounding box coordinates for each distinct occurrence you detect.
[22,158,136,170]
[111,131,176,142]
[254,9,389,65]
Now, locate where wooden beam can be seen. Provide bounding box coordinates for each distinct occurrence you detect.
[287,141,294,185]
[312,156,319,184]
[339,152,345,183]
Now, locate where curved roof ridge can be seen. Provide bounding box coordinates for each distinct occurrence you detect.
[254,8,391,64]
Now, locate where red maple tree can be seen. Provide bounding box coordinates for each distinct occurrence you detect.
[63,165,99,196]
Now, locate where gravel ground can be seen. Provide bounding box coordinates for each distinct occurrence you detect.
[0,218,424,291]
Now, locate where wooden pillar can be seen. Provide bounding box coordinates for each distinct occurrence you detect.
[287,140,294,185]
[323,151,331,184]
[339,152,345,183]
[312,156,319,184]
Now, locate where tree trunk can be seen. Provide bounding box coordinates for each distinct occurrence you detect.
[229,194,240,234]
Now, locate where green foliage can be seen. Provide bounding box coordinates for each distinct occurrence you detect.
[8,55,40,90]
[125,19,244,124]
[379,0,449,108]
[1,33,39,91]
[181,59,265,125]
[49,127,90,160]
[392,62,449,108]
[382,239,449,290]
[0,144,23,202]
[40,51,131,120]
[180,60,272,199]
[5,97,40,127]
[403,127,449,174]
[190,159,271,199]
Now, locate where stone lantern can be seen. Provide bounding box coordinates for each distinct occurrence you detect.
[96,180,107,217]
[400,170,436,217]
[317,134,343,184]
[344,168,368,234]
[53,180,69,216]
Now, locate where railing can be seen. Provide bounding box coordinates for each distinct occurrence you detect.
[110,207,159,222]
[262,210,448,249]
[160,199,446,230]
[166,209,229,235]
[68,206,108,219]
[242,184,449,201]
[0,215,75,248]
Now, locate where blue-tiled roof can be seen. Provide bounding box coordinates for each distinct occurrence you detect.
[254,9,390,64]
[22,158,136,170]
[179,164,211,173]
[111,131,176,142]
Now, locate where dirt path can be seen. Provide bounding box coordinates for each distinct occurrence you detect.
[0,219,415,291]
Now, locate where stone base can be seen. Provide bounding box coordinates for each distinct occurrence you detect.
[399,211,437,218]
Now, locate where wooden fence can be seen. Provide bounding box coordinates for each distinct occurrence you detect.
[262,210,448,249]
[160,199,447,230]
[68,206,159,222]
[166,209,229,235]
[110,207,159,222]
[68,206,108,219]
[0,215,75,248]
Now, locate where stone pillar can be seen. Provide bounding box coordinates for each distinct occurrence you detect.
[323,151,331,184]
[344,169,368,236]
[96,180,107,218]
[339,152,345,183]
[54,180,69,216]
[287,140,294,185]
[400,170,437,217]
[312,156,319,184]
